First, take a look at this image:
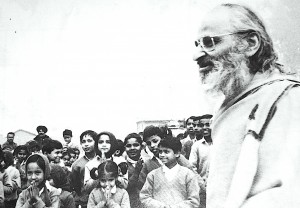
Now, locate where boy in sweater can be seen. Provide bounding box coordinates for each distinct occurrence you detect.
[140,137,200,208]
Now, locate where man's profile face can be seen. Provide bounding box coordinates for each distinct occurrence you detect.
[7,133,14,143]
[193,6,251,97]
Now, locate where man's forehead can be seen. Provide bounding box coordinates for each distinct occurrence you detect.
[198,6,233,36]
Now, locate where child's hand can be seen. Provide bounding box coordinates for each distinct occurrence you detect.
[135,158,144,173]
[28,182,40,204]
[106,199,117,208]
[97,201,106,208]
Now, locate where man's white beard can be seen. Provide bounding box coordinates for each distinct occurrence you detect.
[200,51,251,101]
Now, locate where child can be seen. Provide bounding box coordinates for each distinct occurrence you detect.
[114,140,125,158]
[68,148,77,165]
[138,125,193,189]
[73,148,80,160]
[62,129,81,150]
[87,160,130,208]
[42,139,64,167]
[124,133,145,208]
[26,140,41,155]
[16,153,60,208]
[84,132,128,191]
[13,145,30,191]
[62,151,72,171]
[70,130,97,208]
[49,164,75,208]
[2,150,21,208]
[140,138,200,208]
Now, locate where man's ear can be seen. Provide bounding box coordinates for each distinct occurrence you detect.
[175,151,180,158]
[244,32,260,57]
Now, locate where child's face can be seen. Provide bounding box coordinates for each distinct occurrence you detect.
[145,135,161,157]
[69,153,76,163]
[62,154,71,167]
[81,135,95,153]
[63,135,72,144]
[27,162,45,187]
[125,138,142,161]
[159,146,179,169]
[98,135,111,154]
[48,148,63,164]
[99,175,116,189]
[17,150,27,162]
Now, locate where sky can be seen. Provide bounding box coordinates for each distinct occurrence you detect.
[1,0,299,141]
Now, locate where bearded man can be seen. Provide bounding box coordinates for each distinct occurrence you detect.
[193,3,300,208]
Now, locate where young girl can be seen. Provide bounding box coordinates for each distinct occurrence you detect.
[87,161,130,208]
[84,132,128,193]
[16,154,60,208]
[13,145,30,191]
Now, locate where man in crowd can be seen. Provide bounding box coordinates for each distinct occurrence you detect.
[193,3,300,208]
[33,125,51,148]
[2,132,17,152]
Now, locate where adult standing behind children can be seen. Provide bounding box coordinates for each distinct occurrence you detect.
[2,132,17,152]
[70,130,97,208]
[33,125,51,149]
[193,3,300,207]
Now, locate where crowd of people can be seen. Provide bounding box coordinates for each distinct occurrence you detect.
[0,114,211,208]
[2,2,300,208]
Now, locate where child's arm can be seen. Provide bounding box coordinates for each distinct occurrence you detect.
[140,173,168,208]
[15,189,31,208]
[137,162,148,190]
[0,172,14,195]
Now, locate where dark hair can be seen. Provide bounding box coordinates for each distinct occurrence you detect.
[80,130,97,143]
[13,145,30,157]
[185,116,196,125]
[42,140,63,154]
[143,125,163,142]
[67,148,76,155]
[26,154,46,177]
[159,125,173,140]
[124,133,143,145]
[199,114,213,120]
[95,132,118,158]
[158,137,182,154]
[90,160,119,180]
[26,140,41,153]
[3,150,14,167]
[7,132,15,137]
[115,139,125,156]
[63,129,72,137]
[49,164,69,189]
[62,151,71,159]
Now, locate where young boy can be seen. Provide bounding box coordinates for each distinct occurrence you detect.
[140,138,200,208]
[49,164,75,208]
[42,140,64,167]
[70,130,97,208]
[137,125,193,189]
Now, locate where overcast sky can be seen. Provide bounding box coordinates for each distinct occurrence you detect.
[1,0,299,140]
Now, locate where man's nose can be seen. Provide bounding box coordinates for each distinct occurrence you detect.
[193,48,206,61]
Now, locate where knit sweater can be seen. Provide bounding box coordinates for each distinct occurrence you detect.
[138,154,192,190]
[87,187,130,208]
[16,183,60,208]
[207,71,300,208]
[4,166,21,202]
[140,165,200,208]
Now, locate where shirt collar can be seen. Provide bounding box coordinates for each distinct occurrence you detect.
[162,163,179,173]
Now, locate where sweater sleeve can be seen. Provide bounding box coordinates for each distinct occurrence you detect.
[140,172,167,208]
[188,143,198,172]
[119,190,130,208]
[1,172,13,195]
[137,163,148,190]
[64,193,76,208]
[70,164,81,194]
[15,190,31,208]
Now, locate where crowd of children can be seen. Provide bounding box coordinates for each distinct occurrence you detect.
[0,121,211,208]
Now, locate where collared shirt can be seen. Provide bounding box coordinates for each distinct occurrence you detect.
[162,163,180,182]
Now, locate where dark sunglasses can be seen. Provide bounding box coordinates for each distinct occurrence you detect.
[195,30,255,52]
